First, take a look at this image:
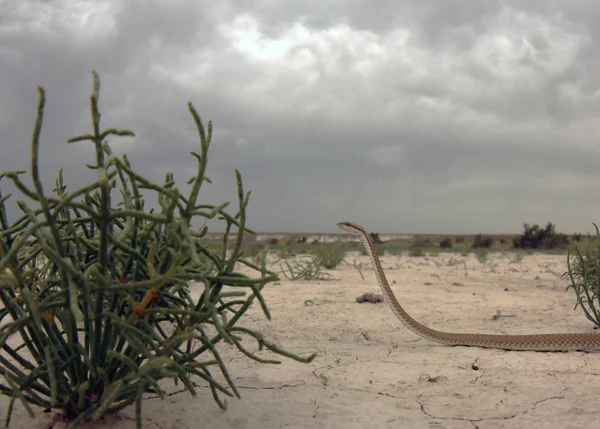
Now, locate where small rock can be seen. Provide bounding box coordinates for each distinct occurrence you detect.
[356,292,384,304]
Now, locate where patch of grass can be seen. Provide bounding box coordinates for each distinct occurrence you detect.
[312,243,346,269]
[409,247,424,257]
[382,242,407,256]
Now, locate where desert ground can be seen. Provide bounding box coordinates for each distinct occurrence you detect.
[4,249,600,429]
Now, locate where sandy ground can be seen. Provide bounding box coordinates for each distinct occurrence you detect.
[4,251,600,429]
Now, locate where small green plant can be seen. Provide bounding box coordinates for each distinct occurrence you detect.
[0,72,315,428]
[284,238,299,255]
[566,225,600,327]
[276,238,299,258]
[475,249,488,263]
[279,256,334,281]
[312,243,345,269]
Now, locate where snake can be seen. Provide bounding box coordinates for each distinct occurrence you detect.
[337,221,600,351]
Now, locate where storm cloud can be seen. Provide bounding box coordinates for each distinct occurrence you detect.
[2,0,600,234]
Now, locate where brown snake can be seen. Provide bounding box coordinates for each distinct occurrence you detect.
[337,221,600,351]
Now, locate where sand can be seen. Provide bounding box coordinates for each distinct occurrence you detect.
[4,250,600,429]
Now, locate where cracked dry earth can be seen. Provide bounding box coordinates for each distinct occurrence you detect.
[4,251,600,429]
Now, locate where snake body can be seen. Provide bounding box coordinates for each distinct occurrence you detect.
[337,221,600,351]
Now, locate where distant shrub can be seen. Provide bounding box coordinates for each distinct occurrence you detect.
[282,238,299,256]
[439,238,453,248]
[472,234,493,249]
[455,236,465,243]
[513,222,569,249]
[312,243,346,269]
[370,232,383,244]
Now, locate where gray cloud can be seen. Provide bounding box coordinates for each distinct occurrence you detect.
[2,0,600,235]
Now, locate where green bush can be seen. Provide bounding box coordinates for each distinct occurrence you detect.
[312,243,345,269]
[566,225,600,327]
[513,222,569,249]
[283,238,299,256]
[369,232,382,244]
[0,72,315,428]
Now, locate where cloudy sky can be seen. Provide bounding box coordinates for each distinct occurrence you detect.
[2,0,600,234]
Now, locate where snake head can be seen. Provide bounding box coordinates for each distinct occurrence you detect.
[337,221,365,236]
[336,221,353,232]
